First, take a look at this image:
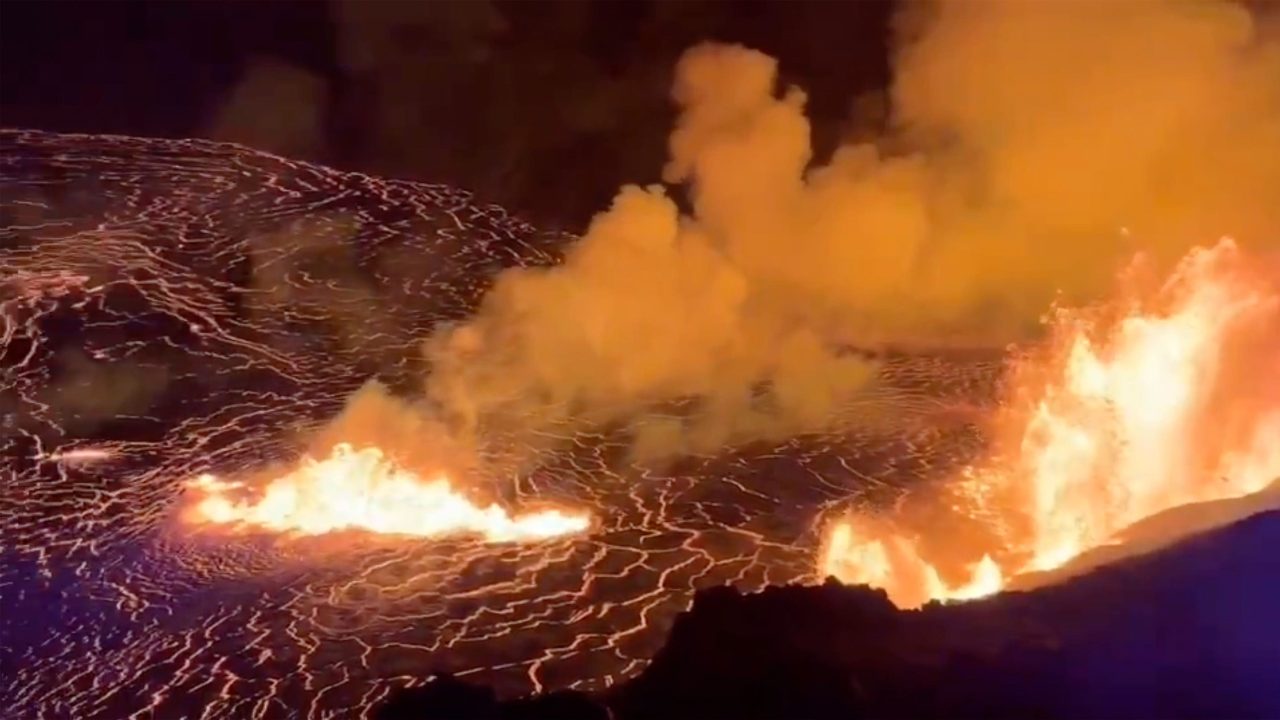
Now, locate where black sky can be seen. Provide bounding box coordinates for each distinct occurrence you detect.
[1,0,892,227]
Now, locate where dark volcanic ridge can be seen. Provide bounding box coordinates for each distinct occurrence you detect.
[376,507,1280,720]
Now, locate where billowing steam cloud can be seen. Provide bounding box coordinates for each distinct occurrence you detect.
[410,0,1279,462]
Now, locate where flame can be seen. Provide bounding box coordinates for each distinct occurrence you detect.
[183,443,591,542]
[821,522,1004,608]
[822,238,1280,607]
[43,447,114,463]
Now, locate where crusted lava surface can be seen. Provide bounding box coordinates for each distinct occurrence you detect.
[2,130,1000,718]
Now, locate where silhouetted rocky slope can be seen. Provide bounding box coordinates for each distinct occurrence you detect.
[376,509,1280,720]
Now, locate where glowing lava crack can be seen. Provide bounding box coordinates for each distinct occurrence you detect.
[184,444,591,541]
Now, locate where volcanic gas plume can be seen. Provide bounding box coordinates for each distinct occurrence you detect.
[184,0,1280,540]
[414,0,1280,466]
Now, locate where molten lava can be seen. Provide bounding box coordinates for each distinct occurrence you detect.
[823,239,1280,607]
[184,443,591,542]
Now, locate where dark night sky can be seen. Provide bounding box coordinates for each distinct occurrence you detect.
[1,0,892,227]
[1,2,338,137]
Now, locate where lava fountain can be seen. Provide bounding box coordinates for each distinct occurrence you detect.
[184,443,591,542]
[822,238,1280,607]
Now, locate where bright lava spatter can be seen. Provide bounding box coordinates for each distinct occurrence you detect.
[1,130,999,719]
[821,238,1280,608]
[184,443,592,542]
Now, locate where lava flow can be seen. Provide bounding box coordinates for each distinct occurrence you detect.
[823,238,1280,608]
[184,443,591,542]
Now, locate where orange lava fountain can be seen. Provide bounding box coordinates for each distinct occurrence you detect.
[823,238,1280,608]
[183,443,591,542]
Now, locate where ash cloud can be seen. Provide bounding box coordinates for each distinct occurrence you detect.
[409,0,1280,463]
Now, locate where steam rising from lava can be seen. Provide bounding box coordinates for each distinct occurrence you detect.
[199,0,1280,548]
[417,0,1280,461]
[822,239,1280,608]
[182,0,1280,550]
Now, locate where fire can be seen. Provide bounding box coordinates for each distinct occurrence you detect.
[821,522,1004,606]
[823,239,1280,607]
[183,443,591,542]
[43,447,115,464]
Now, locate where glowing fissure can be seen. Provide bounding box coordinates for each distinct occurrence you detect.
[823,239,1280,607]
[184,443,590,542]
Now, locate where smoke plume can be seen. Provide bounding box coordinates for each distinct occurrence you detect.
[409,0,1279,463]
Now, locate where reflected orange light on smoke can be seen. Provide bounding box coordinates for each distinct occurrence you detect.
[823,238,1280,608]
[184,443,590,542]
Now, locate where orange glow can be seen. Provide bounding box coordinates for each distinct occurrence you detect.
[821,521,1003,609]
[183,443,590,542]
[822,238,1280,607]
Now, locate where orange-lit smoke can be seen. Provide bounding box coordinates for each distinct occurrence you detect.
[822,239,1280,608]
[201,1,1280,538]
[420,1,1280,460]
